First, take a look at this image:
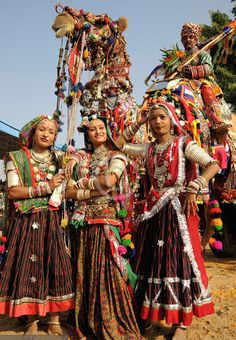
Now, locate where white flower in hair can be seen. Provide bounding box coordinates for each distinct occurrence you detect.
[35,174,41,182]
[175,109,181,115]
[49,165,56,172]
[46,173,53,180]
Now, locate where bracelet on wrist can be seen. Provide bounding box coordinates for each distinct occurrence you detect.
[76,178,86,189]
[76,188,91,201]
[88,178,96,190]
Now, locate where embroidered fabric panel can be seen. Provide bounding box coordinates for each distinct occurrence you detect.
[71,149,127,226]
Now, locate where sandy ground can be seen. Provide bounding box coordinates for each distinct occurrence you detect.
[0,248,235,339]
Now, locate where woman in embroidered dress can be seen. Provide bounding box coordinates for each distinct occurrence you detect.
[65,115,141,339]
[115,101,220,340]
[0,114,74,335]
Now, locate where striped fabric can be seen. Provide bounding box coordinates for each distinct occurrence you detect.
[75,224,141,339]
[133,201,214,326]
[0,210,74,317]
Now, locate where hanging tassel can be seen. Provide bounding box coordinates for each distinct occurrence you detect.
[208,200,224,252]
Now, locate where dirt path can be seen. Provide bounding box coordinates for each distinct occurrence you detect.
[0,249,235,339]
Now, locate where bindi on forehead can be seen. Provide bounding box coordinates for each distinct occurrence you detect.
[37,120,57,130]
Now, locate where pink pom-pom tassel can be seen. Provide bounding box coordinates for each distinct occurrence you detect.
[211,240,223,251]
[118,245,127,256]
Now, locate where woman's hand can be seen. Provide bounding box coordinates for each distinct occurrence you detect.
[182,193,198,217]
[137,105,149,126]
[65,159,77,179]
[49,172,65,191]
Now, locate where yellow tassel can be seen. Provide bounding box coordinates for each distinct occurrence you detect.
[83,49,89,59]
[129,242,135,249]
[191,120,201,146]
[61,218,68,228]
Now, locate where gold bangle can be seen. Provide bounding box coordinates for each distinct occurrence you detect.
[76,189,84,201]
[84,189,91,200]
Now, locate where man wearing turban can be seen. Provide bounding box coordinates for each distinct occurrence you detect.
[177,22,228,133]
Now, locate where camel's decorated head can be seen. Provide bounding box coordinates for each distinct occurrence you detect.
[52,3,139,145]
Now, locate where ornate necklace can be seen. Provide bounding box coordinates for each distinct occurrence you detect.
[29,149,56,183]
[90,145,109,175]
[153,136,174,186]
[30,149,52,164]
[154,136,174,154]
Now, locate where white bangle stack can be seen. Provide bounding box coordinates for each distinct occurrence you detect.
[186,176,208,194]
[76,189,91,201]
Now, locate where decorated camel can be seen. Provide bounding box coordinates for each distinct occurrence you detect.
[52,4,142,145]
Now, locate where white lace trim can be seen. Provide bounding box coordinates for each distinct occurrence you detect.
[0,293,75,305]
[171,196,209,299]
[136,187,175,222]
[143,295,212,312]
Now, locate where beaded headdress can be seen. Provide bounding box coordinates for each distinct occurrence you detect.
[19,111,62,147]
[77,110,118,151]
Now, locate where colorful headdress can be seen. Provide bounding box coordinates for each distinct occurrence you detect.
[19,111,62,147]
[77,109,99,133]
[181,22,202,42]
[150,100,184,136]
[77,110,118,151]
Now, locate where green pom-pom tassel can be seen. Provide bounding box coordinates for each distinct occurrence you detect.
[118,209,127,218]
[122,239,132,247]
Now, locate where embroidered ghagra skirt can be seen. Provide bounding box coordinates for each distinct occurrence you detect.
[0,209,74,317]
[133,199,214,326]
[75,224,141,340]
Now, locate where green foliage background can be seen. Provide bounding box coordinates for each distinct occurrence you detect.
[201,1,236,109]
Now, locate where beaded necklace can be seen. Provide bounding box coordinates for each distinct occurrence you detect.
[30,149,56,183]
[30,149,52,164]
[153,136,174,188]
[90,145,109,176]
